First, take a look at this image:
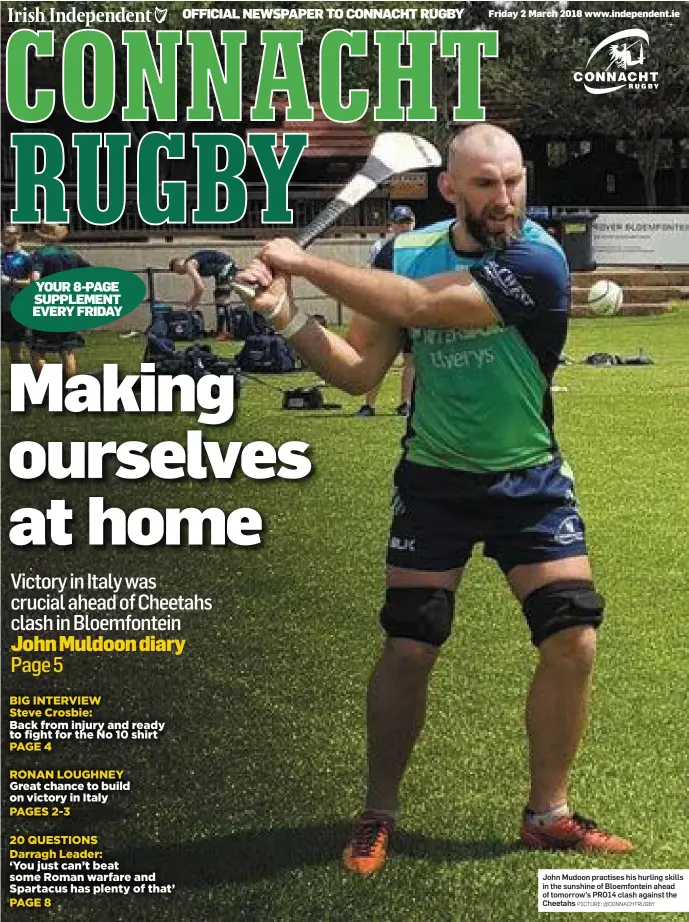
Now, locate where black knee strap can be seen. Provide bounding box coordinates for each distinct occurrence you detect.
[380,587,455,647]
[523,579,605,648]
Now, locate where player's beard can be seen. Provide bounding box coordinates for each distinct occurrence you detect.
[463,200,524,251]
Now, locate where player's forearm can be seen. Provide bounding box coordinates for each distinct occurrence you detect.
[233,257,395,391]
[299,253,423,327]
[297,254,495,329]
[273,319,385,394]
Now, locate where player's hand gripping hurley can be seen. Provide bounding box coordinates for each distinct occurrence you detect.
[231,132,441,303]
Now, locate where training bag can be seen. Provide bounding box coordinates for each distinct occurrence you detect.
[281,386,341,411]
[150,302,205,341]
[585,352,617,366]
[167,309,205,340]
[144,315,240,398]
[91,347,240,400]
[282,387,324,410]
[152,345,241,398]
[236,331,298,373]
[228,307,267,340]
[585,350,654,366]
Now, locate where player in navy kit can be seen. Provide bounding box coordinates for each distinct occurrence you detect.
[355,206,416,418]
[236,125,633,872]
[29,224,89,379]
[1,225,32,363]
[169,249,237,340]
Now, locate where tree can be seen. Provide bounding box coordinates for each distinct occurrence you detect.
[485,1,689,205]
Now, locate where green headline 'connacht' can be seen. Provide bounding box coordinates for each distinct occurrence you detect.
[6,28,498,226]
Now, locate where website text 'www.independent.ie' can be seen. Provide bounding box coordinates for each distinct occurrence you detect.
[489,8,680,19]
[582,8,680,17]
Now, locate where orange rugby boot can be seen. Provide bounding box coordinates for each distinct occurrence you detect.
[520,811,633,853]
[342,811,395,876]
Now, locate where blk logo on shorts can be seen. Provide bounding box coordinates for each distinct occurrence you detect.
[391,490,407,516]
[554,515,584,546]
[389,537,416,552]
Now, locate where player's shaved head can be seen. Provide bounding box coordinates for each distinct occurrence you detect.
[448,124,523,171]
[439,124,527,251]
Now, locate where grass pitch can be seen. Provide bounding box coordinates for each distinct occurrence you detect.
[2,307,688,921]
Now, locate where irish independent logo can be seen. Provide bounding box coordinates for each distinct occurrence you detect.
[573,29,658,95]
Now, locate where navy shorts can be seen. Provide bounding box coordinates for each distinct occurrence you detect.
[28,331,85,352]
[1,311,26,344]
[387,457,588,574]
[215,284,234,305]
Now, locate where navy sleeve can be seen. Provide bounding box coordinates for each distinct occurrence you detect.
[469,239,570,326]
[371,239,409,346]
[473,239,571,390]
[372,239,394,272]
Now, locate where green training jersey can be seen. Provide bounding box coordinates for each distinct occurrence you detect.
[379,218,570,473]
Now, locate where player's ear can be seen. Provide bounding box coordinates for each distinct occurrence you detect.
[438,171,458,206]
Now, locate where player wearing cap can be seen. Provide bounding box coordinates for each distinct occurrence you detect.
[356,205,416,417]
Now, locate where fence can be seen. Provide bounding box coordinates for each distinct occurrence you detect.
[63,234,376,330]
[127,265,346,327]
[0,182,391,241]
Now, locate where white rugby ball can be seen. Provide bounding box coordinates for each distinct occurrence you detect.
[587,279,623,316]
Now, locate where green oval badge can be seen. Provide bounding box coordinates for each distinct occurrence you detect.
[11,267,146,332]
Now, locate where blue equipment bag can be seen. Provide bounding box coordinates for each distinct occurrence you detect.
[144,309,240,397]
[228,307,267,340]
[150,302,204,340]
[236,331,299,373]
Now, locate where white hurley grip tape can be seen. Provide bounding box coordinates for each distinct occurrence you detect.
[231,280,258,303]
[279,311,309,340]
[264,292,288,323]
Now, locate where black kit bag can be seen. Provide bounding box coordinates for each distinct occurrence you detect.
[282,387,324,410]
[166,309,205,341]
[181,345,241,397]
[228,307,267,340]
[144,340,241,400]
[585,350,654,367]
[236,331,298,373]
[585,352,618,366]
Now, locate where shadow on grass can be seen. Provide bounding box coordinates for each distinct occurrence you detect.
[114,821,521,886]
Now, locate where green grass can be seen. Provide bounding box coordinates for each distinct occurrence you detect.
[2,308,688,922]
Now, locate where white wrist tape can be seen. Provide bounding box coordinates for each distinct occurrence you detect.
[264,292,288,323]
[279,311,309,340]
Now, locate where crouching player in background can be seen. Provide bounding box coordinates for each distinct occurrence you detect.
[169,249,237,341]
